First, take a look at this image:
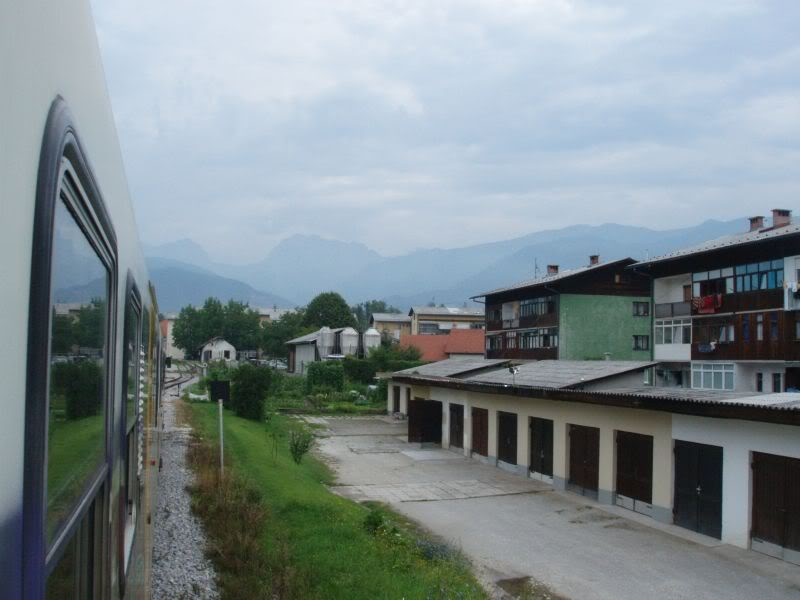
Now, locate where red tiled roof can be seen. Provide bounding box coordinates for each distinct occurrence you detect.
[400,329,485,362]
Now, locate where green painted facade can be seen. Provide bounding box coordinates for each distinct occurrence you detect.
[558,294,652,361]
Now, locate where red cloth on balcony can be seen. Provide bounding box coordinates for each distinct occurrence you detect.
[692,294,722,314]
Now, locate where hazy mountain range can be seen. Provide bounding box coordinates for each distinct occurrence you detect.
[145,218,751,313]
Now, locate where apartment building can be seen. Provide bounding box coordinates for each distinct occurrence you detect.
[633,210,800,393]
[476,256,652,361]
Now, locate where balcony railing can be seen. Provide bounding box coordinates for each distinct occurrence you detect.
[655,301,691,318]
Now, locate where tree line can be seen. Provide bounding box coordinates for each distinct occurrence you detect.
[171,293,402,360]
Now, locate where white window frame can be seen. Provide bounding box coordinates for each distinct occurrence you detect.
[691,362,735,391]
[654,318,691,345]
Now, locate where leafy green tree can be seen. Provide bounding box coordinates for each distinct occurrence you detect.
[200,297,225,342]
[367,344,423,371]
[304,292,356,329]
[172,305,204,358]
[223,300,261,351]
[73,299,106,349]
[261,310,314,360]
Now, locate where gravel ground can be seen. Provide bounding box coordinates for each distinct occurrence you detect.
[152,379,220,599]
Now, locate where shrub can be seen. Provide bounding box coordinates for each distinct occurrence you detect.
[231,364,272,421]
[288,428,314,464]
[367,379,388,405]
[305,361,344,394]
[342,357,377,385]
[363,508,385,535]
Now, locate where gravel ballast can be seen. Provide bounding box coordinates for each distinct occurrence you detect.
[152,380,220,599]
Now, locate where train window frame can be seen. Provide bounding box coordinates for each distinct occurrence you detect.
[24,97,118,598]
[119,277,142,592]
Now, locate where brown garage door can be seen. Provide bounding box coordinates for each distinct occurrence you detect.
[569,424,600,497]
[752,452,800,560]
[471,407,488,457]
[392,386,400,413]
[449,404,464,449]
[530,417,553,477]
[407,399,442,444]
[497,412,517,465]
[616,431,653,504]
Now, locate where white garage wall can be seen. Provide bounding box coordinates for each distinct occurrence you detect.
[673,414,800,548]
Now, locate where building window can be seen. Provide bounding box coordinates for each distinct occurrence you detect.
[506,331,517,349]
[224,350,231,359]
[734,260,784,293]
[633,301,650,316]
[694,320,734,344]
[772,372,783,393]
[796,320,800,340]
[691,362,735,391]
[770,313,779,341]
[486,335,502,351]
[655,318,691,344]
[419,322,440,335]
[756,372,763,392]
[692,267,734,297]
[487,307,502,322]
[519,327,559,349]
[756,314,764,341]
[632,335,650,351]
[743,317,750,342]
[520,296,556,318]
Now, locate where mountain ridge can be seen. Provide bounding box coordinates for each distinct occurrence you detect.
[145,217,755,310]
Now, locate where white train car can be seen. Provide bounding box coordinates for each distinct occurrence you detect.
[1,1,163,597]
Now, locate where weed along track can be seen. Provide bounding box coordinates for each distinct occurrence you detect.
[185,402,488,599]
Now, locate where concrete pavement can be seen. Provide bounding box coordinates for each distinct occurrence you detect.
[313,416,800,600]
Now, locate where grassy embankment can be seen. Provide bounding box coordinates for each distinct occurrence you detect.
[186,401,486,599]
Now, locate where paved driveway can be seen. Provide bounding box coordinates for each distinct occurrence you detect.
[313,416,800,600]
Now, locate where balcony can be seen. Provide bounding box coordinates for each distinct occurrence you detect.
[486,347,558,360]
[655,301,691,318]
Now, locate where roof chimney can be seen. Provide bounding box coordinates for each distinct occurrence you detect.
[772,208,791,228]
[589,254,600,266]
[748,216,764,232]
[547,264,559,275]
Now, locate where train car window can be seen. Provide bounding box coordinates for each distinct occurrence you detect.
[46,196,109,544]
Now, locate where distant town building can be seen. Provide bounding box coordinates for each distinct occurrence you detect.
[256,306,294,325]
[408,306,485,335]
[400,329,485,362]
[200,337,236,363]
[159,313,185,360]
[286,326,381,374]
[369,312,412,342]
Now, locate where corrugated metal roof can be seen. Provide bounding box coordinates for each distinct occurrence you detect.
[468,360,656,389]
[286,331,319,345]
[393,358,508,378]
[371,312,412,323]
[633,222,800,267]
[409,306,484,317]
[473,257,633,298]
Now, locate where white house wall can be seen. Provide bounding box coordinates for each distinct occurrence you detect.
[734,362,787,393]
[672,414,800,549]
[654,274,691,303]
[294,344,317,374]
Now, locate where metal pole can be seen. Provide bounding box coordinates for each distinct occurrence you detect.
[218,398,224,475]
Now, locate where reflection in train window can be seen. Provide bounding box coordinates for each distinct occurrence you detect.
[121,293,141,576]
[47,197,108,545]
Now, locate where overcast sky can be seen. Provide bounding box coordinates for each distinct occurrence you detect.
[92,0,800,263]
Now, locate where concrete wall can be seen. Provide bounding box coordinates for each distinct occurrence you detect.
[164,319,185,360]
[733,362,787,393]
[673,415,800,548]
[293,344,317,374]
[654,274,691,304]
[559,294,652,361]
[414,384,674,522]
